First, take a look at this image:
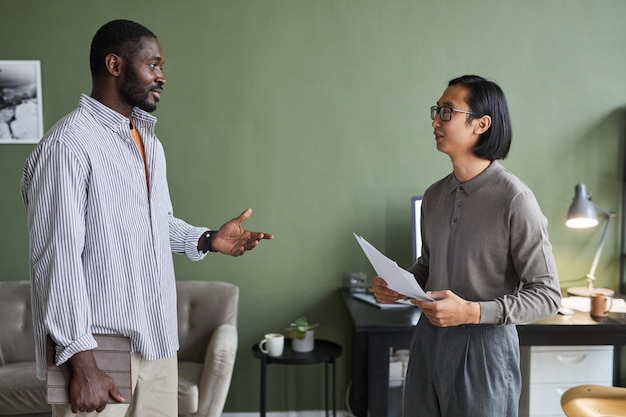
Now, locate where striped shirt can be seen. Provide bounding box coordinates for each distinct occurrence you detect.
[21,94,208,378]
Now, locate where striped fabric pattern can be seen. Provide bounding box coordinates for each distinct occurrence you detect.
[21,94,208,378]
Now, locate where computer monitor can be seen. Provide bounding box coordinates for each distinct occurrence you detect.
[411,195,423,264]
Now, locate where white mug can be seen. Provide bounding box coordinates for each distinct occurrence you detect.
[259,333,284,357]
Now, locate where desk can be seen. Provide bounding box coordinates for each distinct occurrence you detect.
[251,339,342,417]
[340,288,626,417]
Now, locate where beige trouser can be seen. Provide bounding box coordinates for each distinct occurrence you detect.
[52,353,178,417]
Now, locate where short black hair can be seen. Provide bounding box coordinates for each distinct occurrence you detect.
[89,19,157,79]
[448,75,512,161]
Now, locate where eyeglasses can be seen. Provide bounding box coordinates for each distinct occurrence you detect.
[430,105,476,122]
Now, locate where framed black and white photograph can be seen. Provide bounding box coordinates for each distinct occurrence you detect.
[0,60,43,144]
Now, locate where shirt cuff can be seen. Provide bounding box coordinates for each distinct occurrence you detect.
[185,227,210,261]
[55,333,98,366]
[478,300,500,324]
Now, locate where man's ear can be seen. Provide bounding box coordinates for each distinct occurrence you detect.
[473,115,492,135]
[104,53,123,77]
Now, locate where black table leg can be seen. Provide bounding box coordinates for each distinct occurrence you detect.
[332,357,337,417]
[325,361,330,417]
[369,332,390,417]
[260,355,267,417]
[351,331,368,416]
[324,358,337,417]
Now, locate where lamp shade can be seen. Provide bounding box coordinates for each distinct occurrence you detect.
[565,183,599,229]
[564,182,615,297]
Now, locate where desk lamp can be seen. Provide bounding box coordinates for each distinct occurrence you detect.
[565,183,615,297]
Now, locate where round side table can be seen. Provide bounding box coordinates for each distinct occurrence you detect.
[251,339,342,417]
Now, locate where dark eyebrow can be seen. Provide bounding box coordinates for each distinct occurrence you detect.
[145,54,163,62]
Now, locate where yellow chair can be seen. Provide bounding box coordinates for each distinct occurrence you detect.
[561,384,626,417]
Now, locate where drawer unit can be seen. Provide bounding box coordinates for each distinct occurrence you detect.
[521,346,614,417]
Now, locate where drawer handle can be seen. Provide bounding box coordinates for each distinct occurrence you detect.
[556,354,587,364]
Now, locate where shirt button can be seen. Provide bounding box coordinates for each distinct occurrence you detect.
[453,217,458,223]
[457,202,462,207]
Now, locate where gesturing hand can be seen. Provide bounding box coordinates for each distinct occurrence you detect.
[211,208,274,256]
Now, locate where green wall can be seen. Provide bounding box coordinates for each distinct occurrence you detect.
[1,0,625,412]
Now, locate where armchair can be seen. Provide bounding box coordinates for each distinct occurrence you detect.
[561,384,626,416]
[0,280,238,417]
[176,280,239,417]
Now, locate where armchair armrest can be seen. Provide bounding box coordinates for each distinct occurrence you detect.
[195,324,238,417]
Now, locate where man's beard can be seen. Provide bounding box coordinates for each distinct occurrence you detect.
[119,66,162,113]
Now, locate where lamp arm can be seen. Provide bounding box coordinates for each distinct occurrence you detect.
[587,210,615,280]
[591,202,614,218]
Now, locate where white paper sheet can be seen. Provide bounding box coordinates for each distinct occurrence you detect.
[353,233,433,301]
[561,296,626,313]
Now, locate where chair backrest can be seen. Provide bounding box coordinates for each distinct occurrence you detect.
[0,280,239,365]
[0,280,36,365]
[176,280,239,363]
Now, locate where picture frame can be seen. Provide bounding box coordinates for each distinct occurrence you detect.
[0,60,43,144]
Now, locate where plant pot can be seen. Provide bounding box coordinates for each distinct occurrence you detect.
[292,330,315,352]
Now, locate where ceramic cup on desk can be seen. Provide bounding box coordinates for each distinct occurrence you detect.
[590,293,613,318]
[259,333,284,357]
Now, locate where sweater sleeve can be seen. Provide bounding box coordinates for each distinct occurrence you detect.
[479,191,562,325]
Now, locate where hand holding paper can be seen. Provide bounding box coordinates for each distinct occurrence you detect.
[353,233,433,301]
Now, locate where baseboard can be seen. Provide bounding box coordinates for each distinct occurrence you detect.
[223,411,348,417]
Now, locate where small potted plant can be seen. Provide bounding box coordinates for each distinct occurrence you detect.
[286,316,318,352]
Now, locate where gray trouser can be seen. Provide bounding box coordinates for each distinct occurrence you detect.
[403,315,521,417]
